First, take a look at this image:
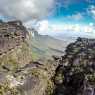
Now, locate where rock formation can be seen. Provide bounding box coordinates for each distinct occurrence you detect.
[0,20,59,95]
[0,20,27,55]
[53,37,95,95]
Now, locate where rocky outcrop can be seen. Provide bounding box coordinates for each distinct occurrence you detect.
[0,20,27,55]
[53,37,95,95]
[0,52,60,95]
[0,20,60,95]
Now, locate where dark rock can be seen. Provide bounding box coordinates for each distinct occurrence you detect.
[53,38,95,95]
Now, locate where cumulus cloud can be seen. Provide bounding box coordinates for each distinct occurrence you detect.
[36,20,52,34]
[0,0,54,22]
[37,20,50,31]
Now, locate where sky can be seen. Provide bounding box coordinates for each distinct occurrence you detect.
[0,0,95,38]
[51,0,95,24]
[36,0,95,38]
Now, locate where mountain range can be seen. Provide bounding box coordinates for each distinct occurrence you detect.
[28,29,74,60]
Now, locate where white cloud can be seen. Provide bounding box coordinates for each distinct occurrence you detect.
[67,13,83,21]
[36,20,95,37]
[55,0,71,9]
[87,5,95,19]
[51,23,94,33]
[36,20,55,35]
[37,20,50,32]
[24,20,37,28]
[0,0,54,22]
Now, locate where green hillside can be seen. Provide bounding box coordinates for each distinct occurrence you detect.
[29,32,69,60]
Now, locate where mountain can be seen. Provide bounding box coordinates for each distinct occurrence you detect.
[0,21,95,95]
[28,28,73,60]
[0,21,60,95]
[53,37,95,95]
[54,31,95,40]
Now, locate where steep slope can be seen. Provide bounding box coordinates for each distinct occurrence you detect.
[0,39,60,95]
[0,21,61,95]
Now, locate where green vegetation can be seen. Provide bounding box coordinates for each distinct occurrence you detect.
[55,73,64,84]
[0,42,33,71]
[31,51,40,61]
[87,74,95,84]
[46,80,54,95]
[0,82,19,95]
[31,33,67,59]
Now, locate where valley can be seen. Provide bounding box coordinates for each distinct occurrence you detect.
[29,29,74,60]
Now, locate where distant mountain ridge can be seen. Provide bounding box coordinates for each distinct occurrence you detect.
[28,28,72,60]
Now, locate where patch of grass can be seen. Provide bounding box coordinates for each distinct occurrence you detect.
[0,82,19,95]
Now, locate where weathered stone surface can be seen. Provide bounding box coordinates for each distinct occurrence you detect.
[0,20,27,55]
[53,38,95,95]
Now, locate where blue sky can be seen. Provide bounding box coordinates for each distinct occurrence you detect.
[48,0,95,24]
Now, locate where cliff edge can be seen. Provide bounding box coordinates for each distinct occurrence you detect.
[0,20,59,95]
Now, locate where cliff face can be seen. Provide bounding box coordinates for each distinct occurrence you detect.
[0,45,58,95]
[0,20,27,55]
[53,37,95,95]
[0,21,59,95]
[0,21,33,95]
